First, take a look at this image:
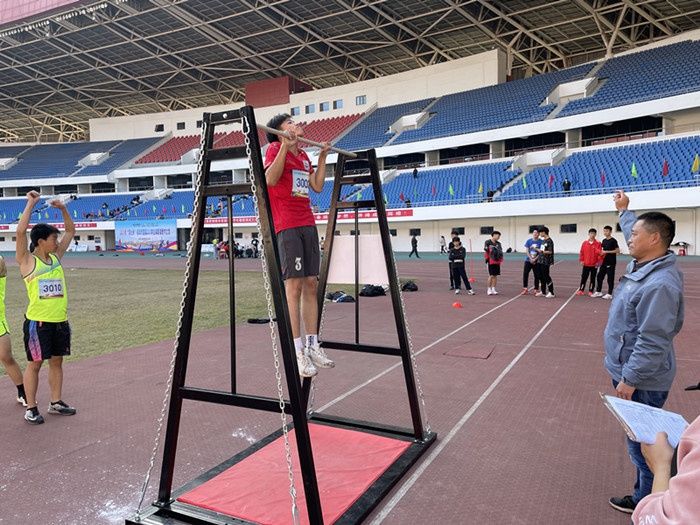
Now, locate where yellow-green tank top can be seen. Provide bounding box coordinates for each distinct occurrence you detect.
[24,254,68,322]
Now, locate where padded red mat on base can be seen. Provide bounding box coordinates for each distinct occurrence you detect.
[177,423,411,525]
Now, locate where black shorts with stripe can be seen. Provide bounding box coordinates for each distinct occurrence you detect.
[23,319,71,362]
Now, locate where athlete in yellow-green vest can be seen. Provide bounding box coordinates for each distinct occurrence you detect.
[16,191,76,425]
[0,255,27,406]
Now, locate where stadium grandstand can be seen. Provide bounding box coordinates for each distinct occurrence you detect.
[2,3,700,525]
[0,0,699,257]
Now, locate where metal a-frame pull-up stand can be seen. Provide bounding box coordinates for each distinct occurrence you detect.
[127,105,435,525]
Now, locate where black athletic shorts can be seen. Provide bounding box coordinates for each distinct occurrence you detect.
[487,263,501,276]
[277,225,320,279]
[23,319,71,362]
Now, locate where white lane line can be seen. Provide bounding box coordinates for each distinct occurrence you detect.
[369,291,577,524]
[316,292,522,413]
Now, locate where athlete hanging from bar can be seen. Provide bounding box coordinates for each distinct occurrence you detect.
[264,114,334,378]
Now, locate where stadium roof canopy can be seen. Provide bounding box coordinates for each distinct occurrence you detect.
[0,0,699,143]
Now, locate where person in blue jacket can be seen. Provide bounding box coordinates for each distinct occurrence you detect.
[605,190,684,515]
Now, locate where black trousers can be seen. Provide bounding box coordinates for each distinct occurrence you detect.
[539,264,554,294]
[449,262,454,288]
[580,266,598,291]
[452,265,472,290]
[409,247,419,258]
[523,260,540,289]
[596,264,616,295]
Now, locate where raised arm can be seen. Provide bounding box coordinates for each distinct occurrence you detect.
[16,191,41,267]
[310,143,331,193]
[51,199,75,259]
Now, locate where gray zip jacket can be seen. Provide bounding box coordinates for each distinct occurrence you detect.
[603,210,684,391]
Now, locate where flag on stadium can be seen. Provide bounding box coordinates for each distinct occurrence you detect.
[477,182,483,193]
[152,204,157,212]
[448,184,455,197]
[662,159,669,177]
[73,210,77,218]
[181,204,185,213]
[631,162,638,178]
[413,187,418,197]
[548,174,554,188]
[431,184,436,197]
[356,191,362,201]
[600,170,606,186]
[399,191,405,201]
[383,193,388,205]
[522,176,527,189]
[692,153,700,173]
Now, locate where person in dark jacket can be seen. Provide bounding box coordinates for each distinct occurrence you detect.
[408,234,420,258]
[449,237,474,295]
[605,190,685,515]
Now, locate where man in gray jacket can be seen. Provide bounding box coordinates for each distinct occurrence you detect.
[605,190,684,515]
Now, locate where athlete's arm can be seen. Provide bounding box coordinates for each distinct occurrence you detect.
[51,200,75,259]
[16,190,41,269]
[310,143,331,193]
[265,131,297,187]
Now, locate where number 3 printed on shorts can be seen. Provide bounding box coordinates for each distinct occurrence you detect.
[295,257,302,272]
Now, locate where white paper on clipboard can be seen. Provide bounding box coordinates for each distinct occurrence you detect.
[326,234,390,285]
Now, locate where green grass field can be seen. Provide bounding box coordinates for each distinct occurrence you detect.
[2,268,270,370]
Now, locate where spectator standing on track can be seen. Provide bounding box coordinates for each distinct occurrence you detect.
[535,227,555,298]
[594,225,620,299]
[408,234,420,258]
[521,229,541,295]
[264,113,334,378]
[439,235,447,254]
[16,191,77,425]
[449,237,474,295]
[577,228,603,296]
[0,256,27,406]
[605,190,684,515]
[483,231,503,295]
[448,230,459,290]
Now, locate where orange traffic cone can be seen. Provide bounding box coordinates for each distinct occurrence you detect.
[452,301,463,309]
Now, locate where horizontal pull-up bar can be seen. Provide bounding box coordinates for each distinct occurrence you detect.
[257,124,358,158]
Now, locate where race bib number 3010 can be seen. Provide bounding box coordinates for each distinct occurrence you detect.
[38,279,64,299]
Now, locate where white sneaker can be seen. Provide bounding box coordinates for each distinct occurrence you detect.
[545,292,555,298]
[492,289,499,295]
[307,345,335,369]
[534,291,544,297]
[296,352,318,378]
[467,290,475,295]
[592,292,603,298]
[487,288,493,295]
[602,293,613,300]
[454,289,461,295]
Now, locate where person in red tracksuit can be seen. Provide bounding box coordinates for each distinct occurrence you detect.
[577,228,603,296]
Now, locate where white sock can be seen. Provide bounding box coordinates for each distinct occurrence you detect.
[294,337,304,354]
[306,334,318,348]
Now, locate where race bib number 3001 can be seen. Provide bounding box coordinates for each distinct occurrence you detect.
[38,279,64,299]
[291,169,310,198]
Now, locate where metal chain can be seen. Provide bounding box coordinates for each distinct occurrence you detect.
[390,241,431,434]
[243,116,301,525]
[134,120,208,521]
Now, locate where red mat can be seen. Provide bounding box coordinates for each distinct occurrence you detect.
[177,423,411,525]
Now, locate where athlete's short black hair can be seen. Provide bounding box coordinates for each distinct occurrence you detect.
[588,228,597,234]
[540,226,549,235]
[29,223,60,253]
[265,113,291,143]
